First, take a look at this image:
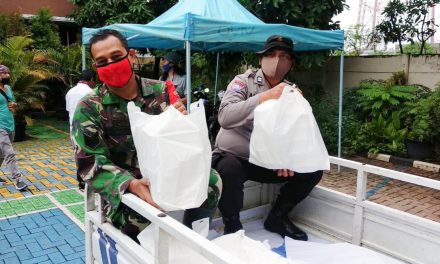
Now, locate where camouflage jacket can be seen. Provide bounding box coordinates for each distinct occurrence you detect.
[72,77,175,226]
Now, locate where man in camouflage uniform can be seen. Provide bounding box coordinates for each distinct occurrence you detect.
[212,35,322,241]
[72,29,221,241]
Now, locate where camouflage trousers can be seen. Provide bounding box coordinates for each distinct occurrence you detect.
[0,129,23,180]
[110,169,222,241]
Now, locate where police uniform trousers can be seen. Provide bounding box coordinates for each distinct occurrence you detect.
[212,151,322,217]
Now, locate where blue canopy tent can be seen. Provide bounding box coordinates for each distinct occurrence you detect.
[81,0,345,158]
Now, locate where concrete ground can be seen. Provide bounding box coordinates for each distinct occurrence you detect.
[0,132,439,263]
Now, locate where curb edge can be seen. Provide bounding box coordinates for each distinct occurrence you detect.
[367,153,440,173]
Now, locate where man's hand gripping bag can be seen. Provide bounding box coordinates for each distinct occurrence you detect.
[127,100,211,211]
[249,86,330,173]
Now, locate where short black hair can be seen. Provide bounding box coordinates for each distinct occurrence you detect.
[79,69,93,81]
[89,29,128,57]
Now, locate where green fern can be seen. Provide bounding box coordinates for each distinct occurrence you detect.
[357,79,417,119]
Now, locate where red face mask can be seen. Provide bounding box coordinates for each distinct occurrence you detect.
[96,55,133,88]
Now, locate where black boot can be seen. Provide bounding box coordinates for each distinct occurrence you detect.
[223,214,243,235]
[264,197,308,241]
[183,207,214,229]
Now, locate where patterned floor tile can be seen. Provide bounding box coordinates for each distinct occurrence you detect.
[0,209,84,263]
[0,196,55,218]
[66,204,84,223]
[0,138,78,201]
[51,190,84,205]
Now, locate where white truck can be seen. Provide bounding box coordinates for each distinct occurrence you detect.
[85,157,440,264]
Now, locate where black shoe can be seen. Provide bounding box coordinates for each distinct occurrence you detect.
[15,179,28,191]
[264,212,308,241]
[78,182,85,191]
[223,214,243,235]
[121,223,141,244]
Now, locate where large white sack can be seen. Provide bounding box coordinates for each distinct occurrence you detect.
[249,86,330,173]
[212,230,298,264]
[138,228,298,264]
[127,101,211,211]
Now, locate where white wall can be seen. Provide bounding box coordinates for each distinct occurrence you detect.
[295,54,440,98]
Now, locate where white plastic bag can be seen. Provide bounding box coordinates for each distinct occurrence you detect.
[249,86,330,173]
[127,100,211,211]
[138,228,296,264]
[212,230,296,264]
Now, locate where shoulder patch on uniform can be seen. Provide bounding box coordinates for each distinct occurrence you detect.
[230,80,246,92]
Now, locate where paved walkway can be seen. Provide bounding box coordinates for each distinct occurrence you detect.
[0,134,439,263]
[0,137,85,264]
[0,138,77,200]
[319,156,440,222]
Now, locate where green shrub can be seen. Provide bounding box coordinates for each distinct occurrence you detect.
[357,112,408,156]
[309,87,364,156]
[403,42,437,55]
[0,12,29,43]
[348,75,422,156]
[357,79,417,119]
[29,8,61,50]
[309,96,339,155]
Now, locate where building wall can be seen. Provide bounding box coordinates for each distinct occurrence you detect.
[408,55,440,90]
[0,0,75,17]
[296,55,440,98]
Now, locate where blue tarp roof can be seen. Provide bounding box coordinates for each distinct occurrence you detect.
[82,0,344,52]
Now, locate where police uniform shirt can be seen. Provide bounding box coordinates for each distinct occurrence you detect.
[214,68,275,159]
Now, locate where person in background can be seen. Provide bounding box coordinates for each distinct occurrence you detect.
[160,51,187,105]
[212,35,323,241]
[65,69,94,190]
[0,65,29,191]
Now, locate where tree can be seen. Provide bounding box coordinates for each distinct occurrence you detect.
[0,36,61,116]
[0,12,29,43]
[377,0,439,55]
[70,0,348,91]
[376,0,410,54]
[29,8,61,50]
[69,0,178,27]
[406,0,440,55]
[239,0,346,30]
[345,24,372,56]
[46,44,84,89]
[239,0,347,69]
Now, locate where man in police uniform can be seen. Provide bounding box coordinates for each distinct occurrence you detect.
[212,35,322,241]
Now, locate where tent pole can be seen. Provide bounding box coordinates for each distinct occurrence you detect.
[214,52,220,106]
[186,41,191,112]
[337,52,344,171]
[82,45,86,70]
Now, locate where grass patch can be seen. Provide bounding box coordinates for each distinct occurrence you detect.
[26,122,68,139]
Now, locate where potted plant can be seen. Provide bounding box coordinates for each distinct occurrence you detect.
[406,95,437,160]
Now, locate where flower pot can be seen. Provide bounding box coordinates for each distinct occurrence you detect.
[407,140,434,160]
